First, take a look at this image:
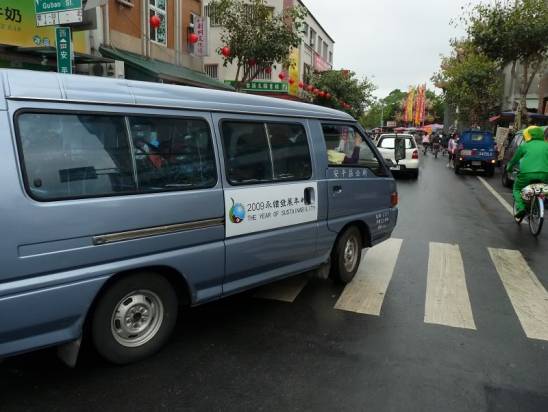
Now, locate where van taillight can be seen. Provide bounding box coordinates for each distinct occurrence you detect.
[412,150,418,159]
[391,192,398,207]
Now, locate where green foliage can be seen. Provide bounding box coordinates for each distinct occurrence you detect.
[359,88,445,128]
[432,42,503,126]
[208,0,306,91]
[465,0,548,127]
[359,102,383,129]
[308,70,376,119]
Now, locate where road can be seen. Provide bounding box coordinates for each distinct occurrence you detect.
[1,154,547,412]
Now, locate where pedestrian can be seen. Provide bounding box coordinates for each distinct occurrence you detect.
[447,134,458,168]
[422,132,431,154]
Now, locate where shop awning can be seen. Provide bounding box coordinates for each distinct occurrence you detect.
[0,44,114,64]
[100,46,234,91]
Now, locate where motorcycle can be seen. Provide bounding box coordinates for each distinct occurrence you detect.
[513,182,548,236]
[432,142,440,159]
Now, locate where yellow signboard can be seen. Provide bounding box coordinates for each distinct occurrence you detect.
[0,1,87,52]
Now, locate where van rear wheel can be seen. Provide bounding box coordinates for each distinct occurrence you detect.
[91,272,178,365]
[330,226,363,284]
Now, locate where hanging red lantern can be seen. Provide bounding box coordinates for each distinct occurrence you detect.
[319,91,326,98]
[313,88,320,95]
[298,81,304,89]
[150,15,161,29]
[220,46,231,57]
[307,84,314,92]
[278,72,286,81]
[188,33,199,44]
[288,78,295,85]
[326,93,331,99]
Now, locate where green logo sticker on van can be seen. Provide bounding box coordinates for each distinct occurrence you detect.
[229,198,246,223]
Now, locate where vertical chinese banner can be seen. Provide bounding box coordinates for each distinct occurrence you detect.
[288,48,299,96]
[55,27,72,74]
[405,87,415,125]
[194,16,208,57]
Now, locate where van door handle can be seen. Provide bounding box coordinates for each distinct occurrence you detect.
[333,185,342,194]
[304,187,315,205]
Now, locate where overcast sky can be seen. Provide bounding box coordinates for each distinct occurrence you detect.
[305,0,481,99]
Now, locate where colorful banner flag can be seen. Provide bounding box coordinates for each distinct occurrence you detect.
[404,87,415,124]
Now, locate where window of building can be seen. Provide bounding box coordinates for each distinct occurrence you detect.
[17,112,217,201]
[323,42,328,60]
[322,124,386,176]
[329,51,333,64]
[150,0,167,45]
[243,63,272,80]
[302,22,309,39]
[317,35,322,53]
[221,121,312,185]
[303,63,311,83]
[17,113,136,200]
[204,4,222,26]
[309,28,316,48]
[128,116,217,192]
[204,64,219,79]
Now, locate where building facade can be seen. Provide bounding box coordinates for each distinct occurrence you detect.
[202,0,334,99]
[501,61,548,114]
[0,0,230,90]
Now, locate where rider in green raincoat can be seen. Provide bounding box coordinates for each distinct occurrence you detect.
[506,126,548,218]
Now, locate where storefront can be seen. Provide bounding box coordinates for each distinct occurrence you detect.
[0,1,110,73]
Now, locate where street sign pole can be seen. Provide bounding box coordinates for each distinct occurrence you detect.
[55,27,73,74]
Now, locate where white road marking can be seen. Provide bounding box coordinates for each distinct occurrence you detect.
[424,242,476,330]
[253,275,309,303]
[334,238,403,316]
[489,248,548,341]
[477,176,514,215]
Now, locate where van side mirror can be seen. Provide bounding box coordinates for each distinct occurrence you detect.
[395,138,406,162]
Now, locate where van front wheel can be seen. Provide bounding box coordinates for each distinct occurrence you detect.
[330,226,363,284]
[91,272,178,364]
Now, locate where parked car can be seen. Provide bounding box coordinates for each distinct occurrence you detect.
[0,69,398,365]
[454,130,497,176]
[501,130,524,187]
[376,133,420,179]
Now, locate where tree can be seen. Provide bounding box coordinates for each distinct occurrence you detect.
[466,0,548,128]
[308,70,376,119]
[208,0,306,91]
[359,102,383,129]
[380,89,407,123]
[433,41,503,127]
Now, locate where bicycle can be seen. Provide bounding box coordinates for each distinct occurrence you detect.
[513,182,548,236]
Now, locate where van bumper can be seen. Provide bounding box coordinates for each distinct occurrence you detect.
[0,277,106,358]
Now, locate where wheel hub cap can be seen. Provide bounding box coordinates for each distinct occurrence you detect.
[111,290,164,348]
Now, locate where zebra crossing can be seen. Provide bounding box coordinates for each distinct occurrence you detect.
[253,238,548,342]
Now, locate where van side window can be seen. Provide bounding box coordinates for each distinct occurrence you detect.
[128,117,216,192]
[322,124,386,176]
[17,113,135,200]
[221,121,312,185]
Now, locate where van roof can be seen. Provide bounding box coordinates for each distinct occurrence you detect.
[0,69,354,121]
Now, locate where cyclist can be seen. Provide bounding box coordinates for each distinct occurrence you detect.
[422,132,431,154]
[506,126,548,219]
[431,133,442,156]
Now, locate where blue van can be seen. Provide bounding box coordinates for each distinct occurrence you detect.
[0,69,398,365]
[454,130,497,176]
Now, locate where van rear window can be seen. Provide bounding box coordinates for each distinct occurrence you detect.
[16,112,216,200]
[221,121,311,185]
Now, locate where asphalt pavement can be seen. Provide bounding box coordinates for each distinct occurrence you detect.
[1,153,547,412]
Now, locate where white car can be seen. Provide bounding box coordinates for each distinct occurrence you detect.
[376,134,420,178]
